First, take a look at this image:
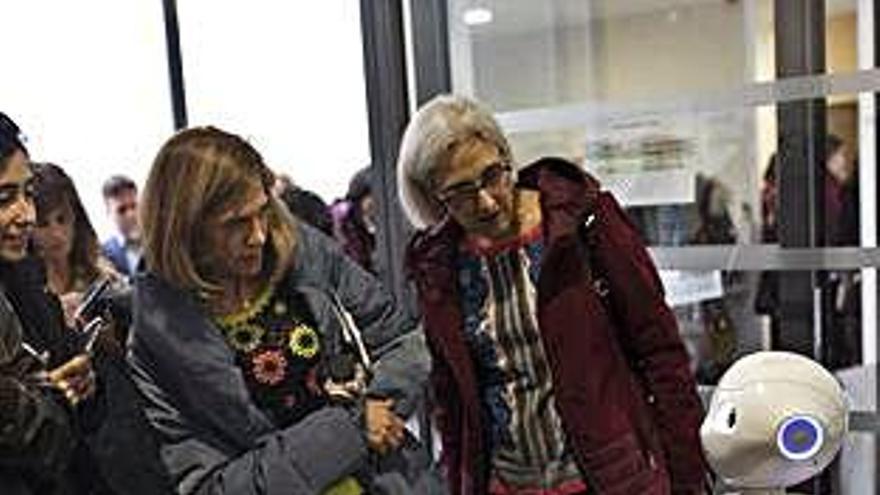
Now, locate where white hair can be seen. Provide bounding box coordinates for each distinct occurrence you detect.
[396,94,513,229]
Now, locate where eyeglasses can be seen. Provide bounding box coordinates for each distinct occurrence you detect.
[437,162,513,210]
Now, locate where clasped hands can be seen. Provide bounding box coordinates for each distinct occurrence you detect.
[364,398,407,455]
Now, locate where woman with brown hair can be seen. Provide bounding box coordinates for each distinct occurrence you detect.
[29,162,172,494]
[31,163,122,326]
[128,127,430,495]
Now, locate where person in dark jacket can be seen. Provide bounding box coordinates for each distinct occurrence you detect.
[128,127,431,495]
[0,111,97,494]
[32,163,126,328]
[278,184,334,236]
[31,162,173,494]
[398,95,707,495]
[101,175,142,278]
[688,176,737,385]
[331,167,377,273]
[822,135,861,369]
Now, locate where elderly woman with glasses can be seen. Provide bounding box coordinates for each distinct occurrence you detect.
[400,95,707,495]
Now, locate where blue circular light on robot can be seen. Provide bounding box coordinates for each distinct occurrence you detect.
[782,420,817,453]
[776,415,824,461]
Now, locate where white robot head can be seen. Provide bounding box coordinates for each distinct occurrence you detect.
[701,351,848,491]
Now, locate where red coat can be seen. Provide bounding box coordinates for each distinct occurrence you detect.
[406,158,707,495]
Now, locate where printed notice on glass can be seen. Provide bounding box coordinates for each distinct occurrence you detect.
[584,112,699,206]
[658,270,724,307]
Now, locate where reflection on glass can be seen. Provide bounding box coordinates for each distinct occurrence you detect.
[445,0,791,246]
[669,269,862,386]
[669,270,758,385]
[505,106,772,247]
[826,0,858,76]
[448,0,774,110]
[447,0,865,248]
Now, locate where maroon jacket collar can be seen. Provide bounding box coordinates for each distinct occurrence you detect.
[404,157,604,399]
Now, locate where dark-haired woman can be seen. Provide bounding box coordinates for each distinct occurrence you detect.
[30,161,173,494]
[0,112,95,495]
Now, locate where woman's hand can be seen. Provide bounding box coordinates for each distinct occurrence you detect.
[364,398,406,455]
[47,354,95,405]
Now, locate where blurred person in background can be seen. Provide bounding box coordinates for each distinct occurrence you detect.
[823,135,861,370]
[31,161,173,494]
[688,175,738,384]
[331,167,377,273]
[754,154,780,344]
[756,138,861,369]
[278,183,334,236]
[32,163,123,327]
[272,173,294,198]
[101,175,141,278]
[824,134,858,246]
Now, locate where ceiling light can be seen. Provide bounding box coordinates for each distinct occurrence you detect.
[463,7,493,26]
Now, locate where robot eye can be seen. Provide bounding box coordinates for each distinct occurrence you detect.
[713,402,737,433]
[777,415,824,461]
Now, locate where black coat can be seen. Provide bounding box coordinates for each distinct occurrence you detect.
[0,257,173,495]
[0,258,77,495]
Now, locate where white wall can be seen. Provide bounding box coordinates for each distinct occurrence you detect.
[0,1,173,239]
[178,1,371,205]
[599,2,754,235]
[599,2,746,101]
[1,1,371,240]
[461,1,756,230]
